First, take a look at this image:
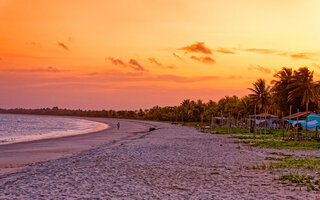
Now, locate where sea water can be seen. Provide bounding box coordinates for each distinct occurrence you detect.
[0,114,108,145]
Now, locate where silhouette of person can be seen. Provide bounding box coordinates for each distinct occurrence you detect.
[117,122,120,129]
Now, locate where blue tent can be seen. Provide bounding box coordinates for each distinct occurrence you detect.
[286,114,320,131]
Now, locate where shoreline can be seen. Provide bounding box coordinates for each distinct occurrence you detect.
[0,117,151,175]
[0,114,110,146]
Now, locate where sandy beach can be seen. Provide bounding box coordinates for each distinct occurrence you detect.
[0,118,320,199]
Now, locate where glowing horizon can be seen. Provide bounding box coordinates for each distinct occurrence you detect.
[1,0,320,110]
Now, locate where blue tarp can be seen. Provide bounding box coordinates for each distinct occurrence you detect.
[286,114,320,130]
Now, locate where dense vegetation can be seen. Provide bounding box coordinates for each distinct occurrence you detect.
[1,67,319,122]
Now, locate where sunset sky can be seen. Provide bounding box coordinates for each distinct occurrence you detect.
[1,0,320,110]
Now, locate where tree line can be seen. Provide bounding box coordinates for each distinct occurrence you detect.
[1,67,319,123]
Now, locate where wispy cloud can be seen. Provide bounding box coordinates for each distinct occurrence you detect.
[290,53,315,60]
[190,56,215,64]
[248,64,272,74]
[129,59,147,71]
[107,57,148,72]
[0,66,61,73]
[155,74,220,83]
[179,42,212,54]
[166,65,176,69]
[107,57,127,67]
[148,57,162,67]
[148,57,176,69]
[236,47,319,61]
[215,47,235,54]
[237,48,277,54]
[57,42,69,51]
[173,53,183,60]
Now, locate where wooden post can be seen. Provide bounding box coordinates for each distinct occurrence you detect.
[248,116,251,133]
[289,105,292,120]
[282,112,285,138]
[296,108,299,140]
[254,105,256,138]
[228,112,231,134]
[201,114,203,125]
[264,111,267,137]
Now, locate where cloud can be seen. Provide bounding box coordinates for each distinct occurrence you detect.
[173,53,183,60]
[201,56,216,64]
[107,57,127,67]
[190,56,201,62]
[57,42,69,51]
[107,57,148,72]
[166,65,176,69]
[148,57,162,67]
[190,56,215,64]
[248,64,272,74]
[290,53,314,60]
[129,59,147,71]
[155,75,220,83]
[148,57,176,69]
[46,66,60,72]
[278,52,317,60]
[236,47,318,61]
[0,66,60,73]
[215,47,235,54]
[237,48,277,54]
[179,42,212,54]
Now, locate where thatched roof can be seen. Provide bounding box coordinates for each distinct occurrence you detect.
[282,111,314,120]
[249,113,278,118]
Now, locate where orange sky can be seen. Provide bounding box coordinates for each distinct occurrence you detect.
[1,0,320,109]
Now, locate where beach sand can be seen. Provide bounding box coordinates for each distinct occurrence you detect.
[0,118,148,175]
[0,118,319,199]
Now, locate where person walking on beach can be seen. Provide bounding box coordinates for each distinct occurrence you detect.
[117,122,120,129]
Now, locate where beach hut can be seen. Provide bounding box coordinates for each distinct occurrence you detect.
[248,113,279,129]
[283,111,315,120]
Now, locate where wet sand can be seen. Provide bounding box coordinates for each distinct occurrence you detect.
[0,118,319,199]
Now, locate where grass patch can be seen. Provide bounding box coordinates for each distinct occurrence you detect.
[242,139,320,150]
[233,135,262,140]
[248,157,320,191]
[280,173,314,183]
[280,173,319,191]
[213,128,250,134]
[268,157,320,170]
[249,157,320,171]
[212,127,320,140]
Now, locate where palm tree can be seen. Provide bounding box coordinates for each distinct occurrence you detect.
[271,67,293,87]
[180,99,195,123]
[288,67,317,112]
[239,95,253,117]
[271,67,293,114]
[248,79,271,113]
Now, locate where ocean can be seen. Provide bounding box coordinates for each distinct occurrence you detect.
[0,114,108,145]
